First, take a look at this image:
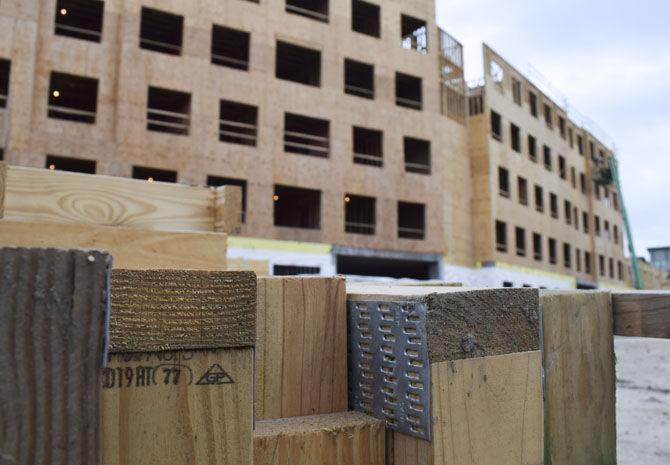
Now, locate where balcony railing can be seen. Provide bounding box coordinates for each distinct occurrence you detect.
[345,221,375,235]
[353,152,382,167]
[405,161,430,175]
[48,104,96,123]
[286,4,328,22]
[147,108,190,135]
[55,23,102,41]
[396,96,422,110]
[140,38,181,55]
[398,226,424,240]
[284,130,329,157]
[345,84,374,99]
[211,53,248,70]
[219,118,257,146]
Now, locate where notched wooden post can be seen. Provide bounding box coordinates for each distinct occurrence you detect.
[0,246,112,465]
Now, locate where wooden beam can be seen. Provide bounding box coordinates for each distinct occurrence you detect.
[1,164,215,231]
[0,247,111,465]
[227,257,269,275]
[541,291,616,465]
[0,220,227,270]
[253,412,385,465]
[0,161,6,218]
[213,185,242,234]
[255,277,348,420]
[347,285,543,465]
[613,291,670,338]
[109,270,256,353]
[102,348,253,465]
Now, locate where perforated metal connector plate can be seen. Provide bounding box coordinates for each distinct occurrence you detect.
[347,300,431,441]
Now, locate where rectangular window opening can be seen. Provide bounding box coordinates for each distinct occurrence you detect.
[510,123,521,152]
[345,194,375,235]
[274,185,321,229]
[344,58,374,99]
[535,185,544,212]
[208,176,247,223]
[401,14,427,53]
[276,41,321,87]
[583,212,589,234]
[395,72,422,110]
[147,86,190,135]
[351,0,380,37]
[353,126,383,166]
[286,0,329,22]
[219,100,257,146]
[585,251,592,274]
[558,116,566,139]
[511,78,521,105]
[564,200,572,225]
[132,165,177,183]
[576,248,581,272]
[48,71,98,123]
[529,91,537,117]
[0,59,10,108]
[599,254,605,277]
[558,155,566,179]
[609,257,614,278]
[45,154,96,174]
[491,110,502,141]
[498,166,510,198]
[404,137,431,175]
[517,177,528,205]
[140,7,183,55]
[548,238,557,265]
[284,112,329,157]
[550,193,558,219]
[211,25,250,70]
[55,0,104,42]
[544,103,552,128]
[398,201,425,240]
[528,134,537,161]
[496,220,507,252]
[515,227,526,257]
[533,233,542,261]
[563,243,571,269]
[543,145,552,171]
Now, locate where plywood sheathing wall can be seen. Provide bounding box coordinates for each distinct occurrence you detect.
[346,284,543,465]
[255,276,348,420]
[0,247,112,465]
[102,270,257,465]
[541,291,617,465]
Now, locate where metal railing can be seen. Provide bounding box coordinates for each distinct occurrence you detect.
[286,4,328,22]
[396,96,422,110]
[398,226,425,240]
[211,53,248,69]
[345,221,375,235]
[496,243,507,253]
[147,108,190,135]
[219,118,257,145]
[284,130,329,157]
[345,84,374,99]
[353,152,382,167]
[140,38,182,54]
[405,161,430,175]
[55,23,102,41]
[48,104,96,122]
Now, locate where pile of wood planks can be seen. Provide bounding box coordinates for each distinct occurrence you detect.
[5,164,667,465]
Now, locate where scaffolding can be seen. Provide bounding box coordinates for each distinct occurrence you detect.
[439,29,466,124]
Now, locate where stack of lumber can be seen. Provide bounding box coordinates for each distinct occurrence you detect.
[0,162,241,269]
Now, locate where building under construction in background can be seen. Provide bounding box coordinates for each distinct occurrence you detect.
[0,0,631,289]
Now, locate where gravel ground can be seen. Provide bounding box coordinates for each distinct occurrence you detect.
[615,336,670,464]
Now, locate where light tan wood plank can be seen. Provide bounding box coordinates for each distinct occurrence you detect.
[213,185,242,234]
[613,291,670,338]
[253,412,385,465]
[256,277,348,420]
[0,220,227,270]
[227,257,269,275]
[541,291,616,465]
[102,348,253,465]
[110,270,256,353]
[0,247,111,465]
[3,165,215,231]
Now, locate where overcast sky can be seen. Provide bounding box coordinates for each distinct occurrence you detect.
[436,0,670,259]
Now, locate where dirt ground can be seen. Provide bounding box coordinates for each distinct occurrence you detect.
[615,336,670,464]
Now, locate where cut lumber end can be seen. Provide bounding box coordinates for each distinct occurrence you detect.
[612,291,670,338]
[214,185,242,234]
[0,246,112,465]
[110,270,256,353]
[254,411,385,465]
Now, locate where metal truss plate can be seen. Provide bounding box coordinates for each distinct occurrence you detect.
[347,300,431,441]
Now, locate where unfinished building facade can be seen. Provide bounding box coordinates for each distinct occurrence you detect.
[0,1,627,288]
[466,45,627,288]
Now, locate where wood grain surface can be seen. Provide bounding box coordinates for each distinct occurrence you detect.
[109,270,256,353]
[613,291,670,338]
[0,247,111,465]
[0,220,227,270]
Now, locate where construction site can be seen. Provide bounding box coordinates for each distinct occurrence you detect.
[0,0,669,464]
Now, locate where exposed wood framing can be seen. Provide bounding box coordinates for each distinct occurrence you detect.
[613,291,670,338]
[541,291,616,465]
[253,412,385,465]
[0,220,227,270]
[255,277,348,420]
[214,185,242,234]
[0,247,111,465]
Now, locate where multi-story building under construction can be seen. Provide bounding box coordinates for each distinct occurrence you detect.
[0,0,629,288]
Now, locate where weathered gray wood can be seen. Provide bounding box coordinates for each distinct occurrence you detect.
[110,270,256,353]
[0,247,111,465]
